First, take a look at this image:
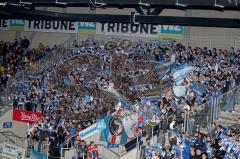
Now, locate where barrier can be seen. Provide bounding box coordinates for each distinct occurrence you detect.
[185,100,213,134]
[23,85,240,159]
[0,132,26,159]
[138,124,184,159]
[185,85,240,134]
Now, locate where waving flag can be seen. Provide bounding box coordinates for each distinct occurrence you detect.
[172,64,195,84]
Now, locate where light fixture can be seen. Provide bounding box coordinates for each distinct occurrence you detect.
[176,0,187,7]
[89,0,107,8]
[214,0,224,8]
[55,0,67,5]
[19,0,32,5]
[95,2,107,6]
[234,0,238,6]
[138,0,150,7]
[0,2,7,6]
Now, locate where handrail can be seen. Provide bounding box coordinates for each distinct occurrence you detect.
[59,143,120,159]
[138,124,184,159]
[191,84,240,116]
[96,144,121,158]
[0,131,26,140]
[0,131,26,148]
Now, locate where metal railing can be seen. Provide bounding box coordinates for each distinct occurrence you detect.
[0,131,26,148]
[185,99,214,134]
[185,85,240,134]
[138,124,184,159]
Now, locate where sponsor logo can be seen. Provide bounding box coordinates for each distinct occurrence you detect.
[20,112,40,122]
[12,109,43,123]
[109,115,124,136]
[3,122,12,129]
[96,119,106,131]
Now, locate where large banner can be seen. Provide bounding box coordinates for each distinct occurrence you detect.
[96,22,160,38]
[100,115,128,145]
[0,19,184,39]
[0,143,25,159]
[12,109,43,123]
[79,119,106,140]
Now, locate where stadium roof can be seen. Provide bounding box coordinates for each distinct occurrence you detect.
[0,0,239,8]
[0,0,240,28]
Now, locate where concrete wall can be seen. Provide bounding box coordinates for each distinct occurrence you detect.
[185,10,240,49]
[0,8,240,49]
[0,109,27,148]
[0,109,28,138]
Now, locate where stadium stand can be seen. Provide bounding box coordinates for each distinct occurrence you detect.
[0,1,240,159]
[0,37,238,159]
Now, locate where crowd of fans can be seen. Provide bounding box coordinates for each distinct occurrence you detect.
[14,41,117,158]
[4,38,240,159]
[143,121,240,159]
[0,37,52,92]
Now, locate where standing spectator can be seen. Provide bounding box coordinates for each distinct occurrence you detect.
[86,141,98,159]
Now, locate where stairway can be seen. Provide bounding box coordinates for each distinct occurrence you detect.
[215,106,240,127]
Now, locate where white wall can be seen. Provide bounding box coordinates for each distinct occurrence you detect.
[0,31,17,42]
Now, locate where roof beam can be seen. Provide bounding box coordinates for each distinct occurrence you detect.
[0,0,239,8]
[135,6,145,15]
[135,15,240,28]
[150,7,164,15]
[1,7,240,28]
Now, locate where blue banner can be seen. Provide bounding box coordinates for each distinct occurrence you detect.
[107,143,120,148]
[78,22,96,34]
[191,81,207,95]
[79,119,106,140]
[100,115,128,145]
[160,25,184,39]
[3,122,12,128]
[96,119,107,131]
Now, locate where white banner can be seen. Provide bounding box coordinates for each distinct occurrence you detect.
[0,143,25,159]
[79,123,98,140]
[172,64,195,80]
[79,119,106,140]
[25,20,78,33]
[96,22,161,37]
[0,19,10,30]
[0,19,183,39]
[122,113,138,139]
[172,86,188,98]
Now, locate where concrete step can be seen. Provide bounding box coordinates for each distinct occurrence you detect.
[215,121,233,127]
[219,111,240,119]
[214,109,239,128]
[233,106,240,111]
[218,114,239,121]
[216,118,237,125]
